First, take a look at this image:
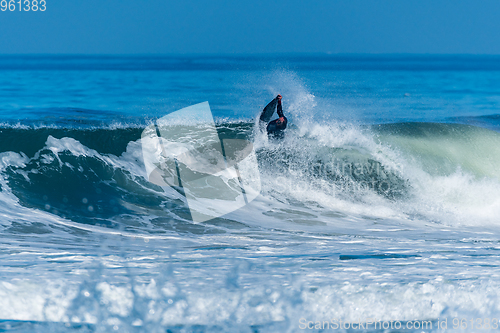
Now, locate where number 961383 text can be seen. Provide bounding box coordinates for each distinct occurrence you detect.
[1,0,46,11]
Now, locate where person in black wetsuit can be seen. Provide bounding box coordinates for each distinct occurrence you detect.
[264,94,287,139]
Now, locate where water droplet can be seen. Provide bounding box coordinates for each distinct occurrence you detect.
[82,198,88,204]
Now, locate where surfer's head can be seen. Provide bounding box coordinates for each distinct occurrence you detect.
[276,116,286,128]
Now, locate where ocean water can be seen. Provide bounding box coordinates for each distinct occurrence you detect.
[1,55,500,332]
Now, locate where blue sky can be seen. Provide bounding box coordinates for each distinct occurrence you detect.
[1,0,500,54]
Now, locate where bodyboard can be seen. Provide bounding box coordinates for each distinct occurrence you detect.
[259,98,278,123]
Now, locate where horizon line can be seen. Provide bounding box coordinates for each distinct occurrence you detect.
[2,52,500,57]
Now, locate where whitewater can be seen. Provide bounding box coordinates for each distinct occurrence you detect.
[1,55,500,332]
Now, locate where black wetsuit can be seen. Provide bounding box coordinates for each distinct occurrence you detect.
[266,101,288,139]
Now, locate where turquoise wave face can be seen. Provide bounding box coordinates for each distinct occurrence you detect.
[375,122,500,180]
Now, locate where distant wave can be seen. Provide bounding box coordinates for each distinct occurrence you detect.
[3,54,500,71]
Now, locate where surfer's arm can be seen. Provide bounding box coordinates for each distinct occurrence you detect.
[277,98,284,118]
